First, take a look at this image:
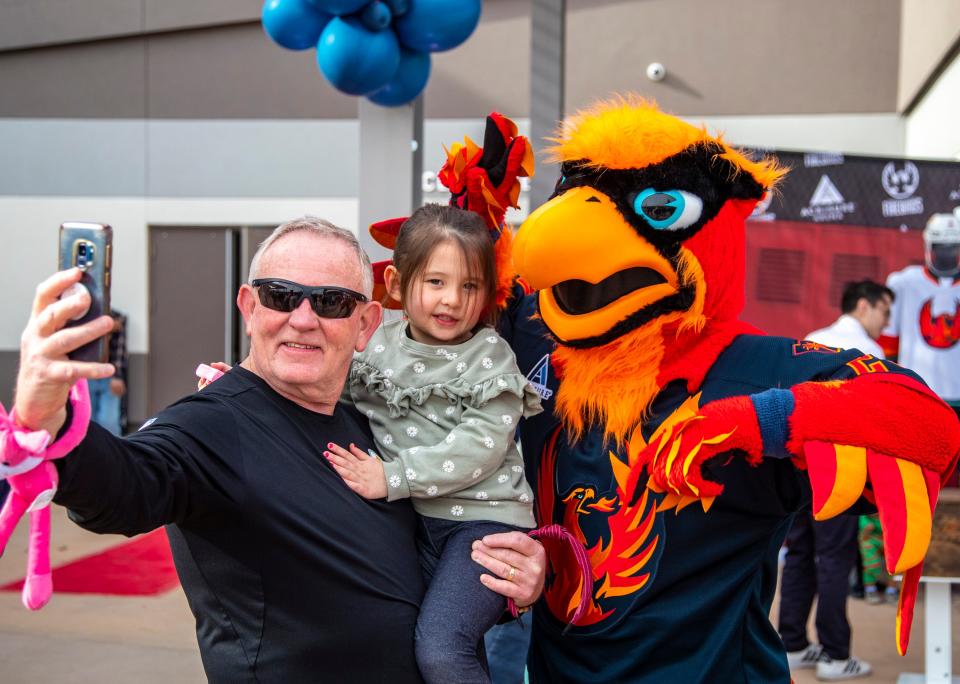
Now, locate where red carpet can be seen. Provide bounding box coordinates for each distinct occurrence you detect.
[1,528,180,596]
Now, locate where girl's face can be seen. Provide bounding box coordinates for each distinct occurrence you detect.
[402,240,488,346]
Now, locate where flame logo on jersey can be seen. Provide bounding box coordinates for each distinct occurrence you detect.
[536,424,666,630]
[918,299,960,349]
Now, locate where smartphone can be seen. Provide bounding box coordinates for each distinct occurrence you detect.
[58,222,113,362]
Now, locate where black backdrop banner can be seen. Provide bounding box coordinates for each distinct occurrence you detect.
[745,149,960,230]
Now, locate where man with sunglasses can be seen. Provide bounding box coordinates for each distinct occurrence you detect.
[11,216,545,683]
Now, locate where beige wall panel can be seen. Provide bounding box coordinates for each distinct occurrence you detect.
[0,38,146,117]
[898,0,960,111]
[566,0,900,116]
[144,0,260,33]
[0,0,142,51]
[423,0,531,118]
[145,24,356,119]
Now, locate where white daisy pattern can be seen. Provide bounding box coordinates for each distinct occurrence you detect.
[406,426,418,438]
[444,433,456,444]
[427,414,439,423]
[451,505,464,517]
[476,491,489,500]
[442,460,455,473]
[426,485,439,496]
[489,501,500,506]
[519,493,530,503]
[388,474,402,488]
[373,344,385,353]
[456,361,467,373]
[365,409,374,418]
[467,418,479,426]
[496,378,508,388]
[405,468,418,481]
[412,362,425,374]
[501,415,513,426]
[472,468,483,479]
[497,474,509,484]
[511,465,523,473]
[486,336,498,344]
[445,406,456,416]
[481,357,493,369]
[383,368,394,378]
[482,436,495,449]
[382,434,394,445]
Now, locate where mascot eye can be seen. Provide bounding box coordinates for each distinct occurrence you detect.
[633,189,704,230]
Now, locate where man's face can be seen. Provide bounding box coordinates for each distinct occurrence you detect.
[859,294,892,340]
[237,232,380,413]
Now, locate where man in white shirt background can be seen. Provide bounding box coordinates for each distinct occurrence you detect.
[778,280,892,681]
[807,281,893,360]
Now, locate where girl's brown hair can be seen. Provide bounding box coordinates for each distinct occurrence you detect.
[392,204,498,325]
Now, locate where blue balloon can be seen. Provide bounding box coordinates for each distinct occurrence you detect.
[383,0,409,17]
[394,0,481,52]
[262,0,331,51]
[306,0,368,15]
[360,1,392,31]
[317,17,401,96]
[368,49,431,106]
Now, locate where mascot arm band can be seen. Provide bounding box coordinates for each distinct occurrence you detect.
[747,374,959,476]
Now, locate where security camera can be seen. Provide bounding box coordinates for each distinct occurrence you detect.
[646,62,666,82]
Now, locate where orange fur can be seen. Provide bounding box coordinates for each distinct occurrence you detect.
[494,227,516,310]
[548,94,785,191]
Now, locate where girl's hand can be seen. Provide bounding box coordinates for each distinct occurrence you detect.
[324,442,387,499]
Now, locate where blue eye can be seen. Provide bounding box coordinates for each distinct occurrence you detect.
[633,188,703,230]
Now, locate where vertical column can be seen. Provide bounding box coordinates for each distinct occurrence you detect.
[357,96,424,263]
[530,0,566,212]
[925,581,954,684]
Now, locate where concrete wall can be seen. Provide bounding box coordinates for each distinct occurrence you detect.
[905,52,960,159]
[898,0,960,111]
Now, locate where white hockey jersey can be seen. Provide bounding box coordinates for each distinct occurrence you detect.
[884,265,960,401]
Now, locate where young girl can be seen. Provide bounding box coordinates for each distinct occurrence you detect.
[325,203,540,683]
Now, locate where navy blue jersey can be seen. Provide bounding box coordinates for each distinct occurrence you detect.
[501,293,898,684]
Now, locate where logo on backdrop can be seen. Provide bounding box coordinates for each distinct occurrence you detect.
[801,175,856,222]
[881,161,924,218]
[803,152,845,168]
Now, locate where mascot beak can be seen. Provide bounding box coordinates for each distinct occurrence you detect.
[514,186,680,345]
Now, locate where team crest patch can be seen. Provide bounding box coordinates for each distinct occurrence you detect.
[526,354,554,400]
[792,341,842,356]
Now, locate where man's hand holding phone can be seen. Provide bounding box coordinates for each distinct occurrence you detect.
[15,268,115,436]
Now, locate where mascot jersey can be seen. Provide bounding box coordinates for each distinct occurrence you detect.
[502,302,918,683]
[504,98,960,684]
[883,265,960,402]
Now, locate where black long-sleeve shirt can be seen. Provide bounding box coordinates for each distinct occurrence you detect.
[55,367,425,683]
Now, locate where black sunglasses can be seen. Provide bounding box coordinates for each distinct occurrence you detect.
[252,278,368,319]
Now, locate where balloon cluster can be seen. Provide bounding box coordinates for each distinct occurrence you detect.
[262,0,482,106]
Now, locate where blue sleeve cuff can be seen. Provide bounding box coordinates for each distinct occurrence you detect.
[749,388,795,460]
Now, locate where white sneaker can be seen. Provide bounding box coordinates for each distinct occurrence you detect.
[786,644,823,670]
[816,655,872,681]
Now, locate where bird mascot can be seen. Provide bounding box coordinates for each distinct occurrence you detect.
[370,96,958,683]
[501,97,959,683]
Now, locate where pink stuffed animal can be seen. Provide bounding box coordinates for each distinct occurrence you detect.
[0,380,91,609]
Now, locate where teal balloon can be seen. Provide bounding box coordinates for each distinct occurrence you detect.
[368,49,430,106]
[306,0,368,14]
[261,0,330,51]
[395,0,481,52]
[318,16,401,95]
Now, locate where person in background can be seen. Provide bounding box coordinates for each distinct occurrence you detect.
[87,310,128,436]
[777,280,892,681]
